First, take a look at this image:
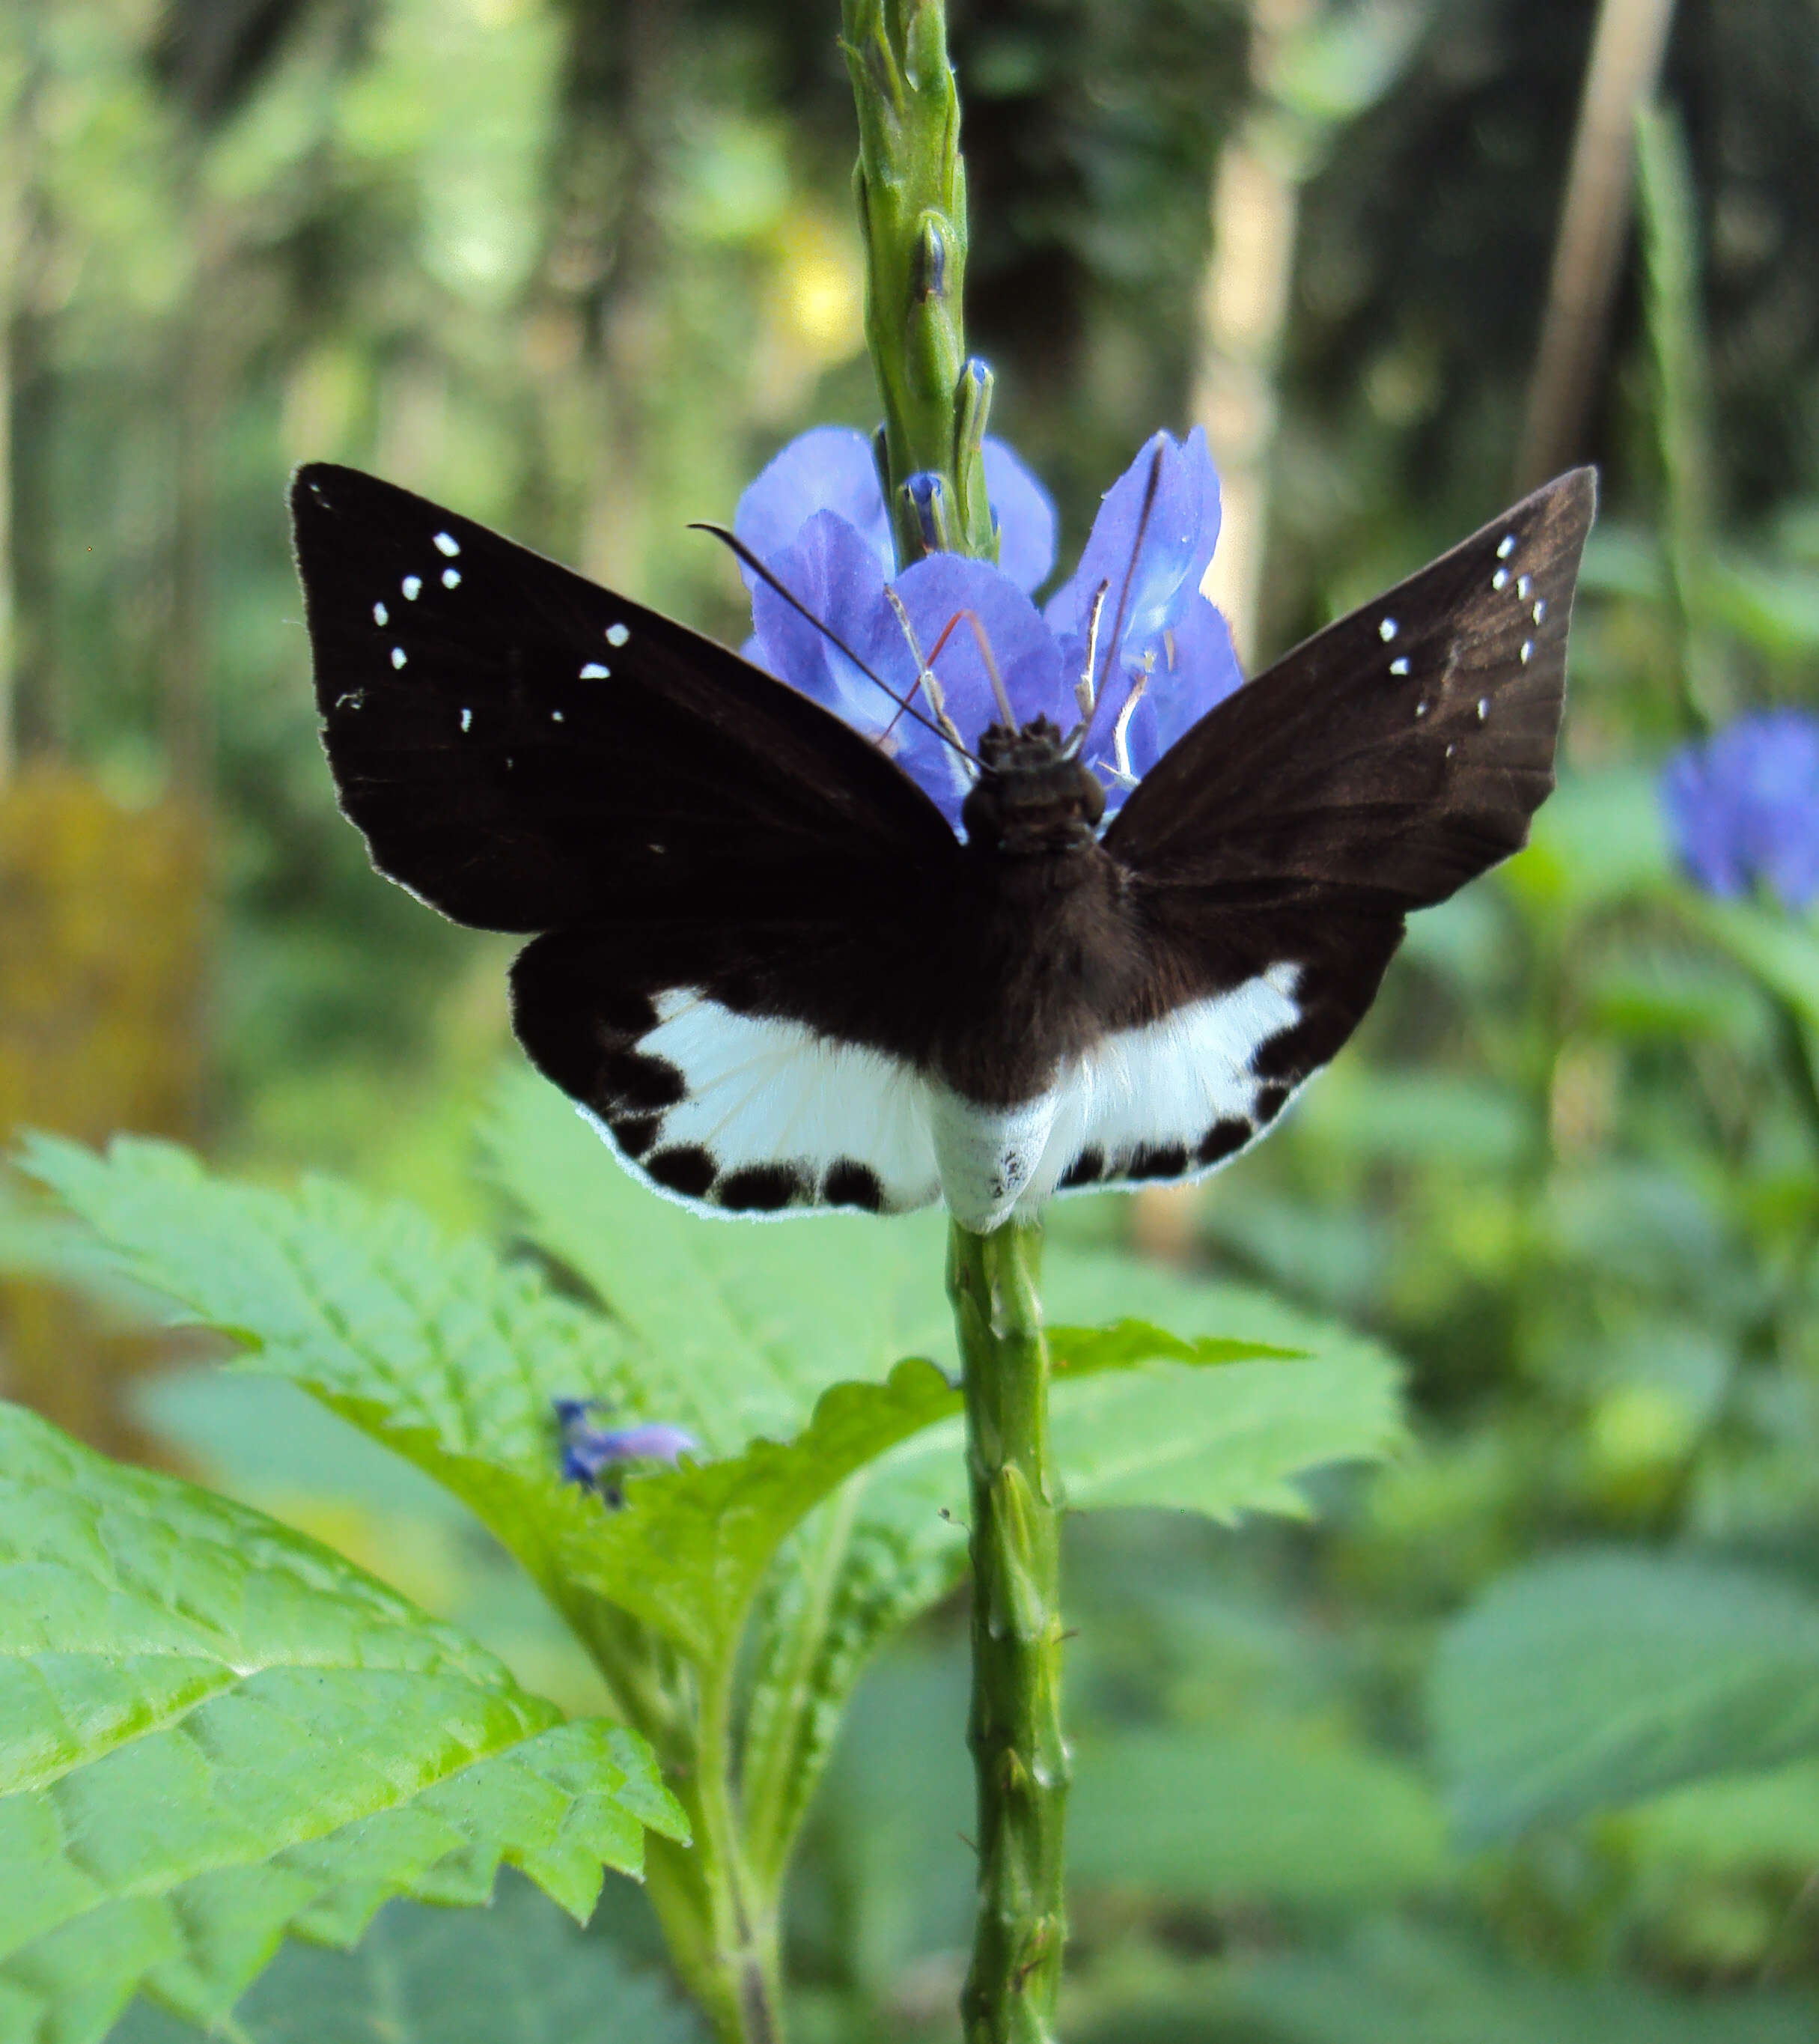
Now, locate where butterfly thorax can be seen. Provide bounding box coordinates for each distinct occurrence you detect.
[961,716,1107,857]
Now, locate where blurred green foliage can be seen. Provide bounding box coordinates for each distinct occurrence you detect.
[2,0,1819,2039]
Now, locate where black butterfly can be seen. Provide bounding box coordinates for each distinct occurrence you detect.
[290,462,1594,1232]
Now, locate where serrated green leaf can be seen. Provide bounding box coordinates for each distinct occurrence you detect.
[547,1357,959,1661]
[1069,1724,1449,1906]
[15,1133,638,1575]
[483,1071,954,1455]
[741,1255,1404,1885]
[1430,1549,1819,1841]
[0,1405,684,2044]
[106,1873,704,2044]
[18,1137,959,1672]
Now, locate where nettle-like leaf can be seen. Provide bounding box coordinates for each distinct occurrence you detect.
[1430,1548,1819,1840]
[109,1873,706,2044]
[24,1111,1406,1917]
[22,1128,1314,1684]
[740,1257,1406,1884]
[481,1070,957,1449]
[0,1404,685,2044]
[17,1136,947,1670]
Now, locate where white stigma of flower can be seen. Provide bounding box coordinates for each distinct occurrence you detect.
[1076,580,1111,723]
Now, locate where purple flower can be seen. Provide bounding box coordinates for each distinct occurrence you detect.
[554,1397,698,1494]
[733,425,1242,830]
[1662,711,1819,911]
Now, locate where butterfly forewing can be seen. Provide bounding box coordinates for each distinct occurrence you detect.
[1107,467,1594,898]
[290,463,959,934]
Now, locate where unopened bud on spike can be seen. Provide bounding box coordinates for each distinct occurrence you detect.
[916,217,951,302]
[901,471,954,556]
[954,356,997,561]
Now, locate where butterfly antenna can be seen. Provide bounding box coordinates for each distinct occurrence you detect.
[880,588,973,758]
[689,523,978,762]
[1082,441,1166,744]
[1063,580,1112,755]
[907,605,1017,727]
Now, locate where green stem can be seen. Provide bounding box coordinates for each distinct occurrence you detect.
[643,1664,785,2044]
[839,9,1067,2028]
[948,1220,1069,2044]
[564,1596,780,2044]
[840,0,995,568]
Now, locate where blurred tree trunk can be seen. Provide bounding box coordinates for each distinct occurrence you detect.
[544,0,677,592]
[1141,0,1311,1262]
[1515,0,1678,490]
[0,53,22,787]
[1191,0,1311,674]
[0,78,222,1456]
[163,154,230,791]
[1,33,61,768]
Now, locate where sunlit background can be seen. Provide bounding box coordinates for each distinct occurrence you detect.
[5,0,1819,2038]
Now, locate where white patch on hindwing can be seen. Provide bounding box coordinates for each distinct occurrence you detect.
[570,969,1306,1230]
[582,991,941,1220]
[1028,964,1305,1207]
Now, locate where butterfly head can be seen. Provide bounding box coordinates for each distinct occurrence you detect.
[961,716,1107,857]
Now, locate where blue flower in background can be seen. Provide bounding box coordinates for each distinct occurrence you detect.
[1661,710,1819,911]
[554,1397,698,1497]
[733,425,1243,831]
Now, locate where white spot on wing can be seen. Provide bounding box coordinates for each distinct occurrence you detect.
[1390,657,1410,676]
[552,708,564,723]
[1532,598,1547,623]
[1378,617,1398,641]
[460,708,472,732]
[1477,697,1489,720]
[442,568,461,589]
[372,601,388,626]
[606,623,630,648]
[403,575,421,600]
[580,662,610,679]
[391,647,406,669]
[1520,639,1533,663]
[1497,535,1517,559]
[1493,568,1509,591]
[1517,574,1532,599]
[433,532,460,557]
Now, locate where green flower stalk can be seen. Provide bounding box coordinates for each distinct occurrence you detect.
[841,0,997,569]
[949,1222,1069,2043]
[843,5,1070,2037]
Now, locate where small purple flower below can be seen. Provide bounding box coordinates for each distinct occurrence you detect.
[1661,710,1819,911]
[734,422,1243,831]
[555,1397,698,1500]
